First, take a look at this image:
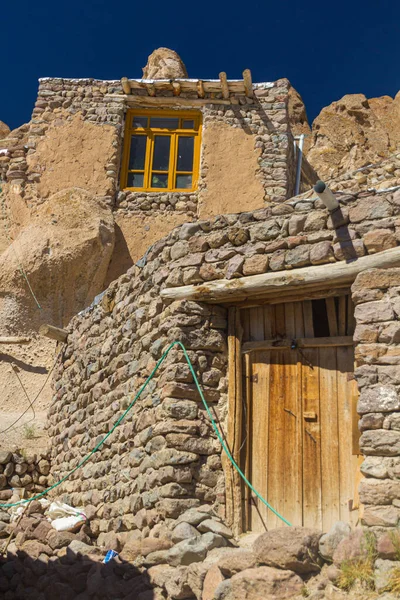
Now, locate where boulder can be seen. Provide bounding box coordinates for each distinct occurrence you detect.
[319,521,351,560]
[374,558,400,593]
[305,93,400,179]
[214,566,303,600]
[253,527,322,574]
[172,522,201,543]
[216,548,257,576]
[333,529,376,566]
[145,532,227,567]
[142,48,188,80]
[202,565,224,600]
[197,519,233,539]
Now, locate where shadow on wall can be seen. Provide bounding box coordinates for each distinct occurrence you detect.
[104,224,134,287]
[0,549,157,599]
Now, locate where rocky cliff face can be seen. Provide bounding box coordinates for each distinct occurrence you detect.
[304,92,400,180]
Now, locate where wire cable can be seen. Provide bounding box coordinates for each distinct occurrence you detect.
[0,349,63,435]
[0,341,292,526]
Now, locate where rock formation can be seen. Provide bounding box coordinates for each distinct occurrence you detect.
[305,92,400,179]
[142,47,188,80]
[0,120,10,140]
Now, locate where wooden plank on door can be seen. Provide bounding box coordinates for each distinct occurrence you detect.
[303,300,314,337]
[275,303,286,338]
[268,349,300,528]
[249,350,270,532]
[319,347,340,530]
[338,296,347,336]
[337,346,355,523]
[285,303,296,338]
[249,307,265,341]
[326,298,339,336]
[301,348,322,529]
[294,301,305,338]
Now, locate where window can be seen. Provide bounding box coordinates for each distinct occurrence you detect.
[121,110,202,192]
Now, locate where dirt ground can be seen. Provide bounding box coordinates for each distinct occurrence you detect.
[0,337,56,453]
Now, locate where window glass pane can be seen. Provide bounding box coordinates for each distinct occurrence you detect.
[132,116,147,128]
[128,136,147,170]
[127,172,144,188]
[152,136,171,171]
[182,119,194,129]
[150,117,179,129]
[151,173,168,188]
[177,137,194,172]
[176,174,192,189]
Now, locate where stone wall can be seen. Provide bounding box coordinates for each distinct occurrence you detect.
[46,186,400,541]
[353,267,400,531]
[0,450,49,500]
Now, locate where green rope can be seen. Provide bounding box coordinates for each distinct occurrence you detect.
[0,341,291,526]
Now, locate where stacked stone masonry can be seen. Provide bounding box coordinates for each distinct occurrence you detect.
[0,450,49,498]
[46,187,400,542]
[353,267,400,530]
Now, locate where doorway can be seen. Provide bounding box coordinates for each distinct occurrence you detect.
[239,294,360,532]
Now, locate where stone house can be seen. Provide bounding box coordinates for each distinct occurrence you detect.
[3,49,400,543]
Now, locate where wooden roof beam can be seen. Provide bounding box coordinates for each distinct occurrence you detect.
[172,81,181,96]
[121,77,131,95]
[243,69,253,97]
[219,72,230,99]
[160,245,400,303]
[197,80,205,98]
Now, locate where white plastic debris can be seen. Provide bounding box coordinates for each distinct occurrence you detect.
[46,501,86,532]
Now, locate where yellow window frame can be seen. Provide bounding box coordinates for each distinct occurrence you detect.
[121,109,202,192]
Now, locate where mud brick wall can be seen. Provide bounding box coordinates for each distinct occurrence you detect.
[46,185,400,539]
[353,267,400,531]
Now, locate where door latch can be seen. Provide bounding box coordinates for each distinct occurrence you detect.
[249,374,258,383]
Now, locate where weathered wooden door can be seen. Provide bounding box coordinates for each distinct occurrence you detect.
[241,295,359,532]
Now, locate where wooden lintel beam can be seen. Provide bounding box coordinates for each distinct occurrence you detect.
[39,324,68,343]
[197,80,205,98]
[118,95,232,107]
[219,72,230,99]
[172,81,181,96]
[120,77,131,95]
[243,69,253,97]
[160,245,400,303]
[242,336,354,353]
[0,336,30,344]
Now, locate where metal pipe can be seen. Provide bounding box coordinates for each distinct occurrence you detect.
[313,180,339,211]
[294,134,304,196]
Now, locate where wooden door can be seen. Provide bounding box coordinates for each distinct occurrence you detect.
[241,296,359,532]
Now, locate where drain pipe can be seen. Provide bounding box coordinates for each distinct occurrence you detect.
[294,134,305,196]
[313,180,339,211]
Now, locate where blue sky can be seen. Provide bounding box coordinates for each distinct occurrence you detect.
[2,0,400,130]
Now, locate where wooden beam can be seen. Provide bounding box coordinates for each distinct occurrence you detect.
[147,83,156,97]
[0,336,30,344]
[243,69,253,97]
[197,80,205,98]
[242,336,354,354]
[172,81,181,96]
[120,77,131,95]
[225,307,244,535]
[117,95,232,107]
[39,324,68,343]
[232,286,350,309]
[160,246,400,303]
[219,72,230,99]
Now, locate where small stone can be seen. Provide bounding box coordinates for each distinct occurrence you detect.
[172,522,201,543]
[0,451,12,465]
[333,529,375,565]
[364,229,397,253]
[253,527,322,574]
[319,521,351,560]
[197,519,233,539]
[242,254,269,275]
[214,566,303,600]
